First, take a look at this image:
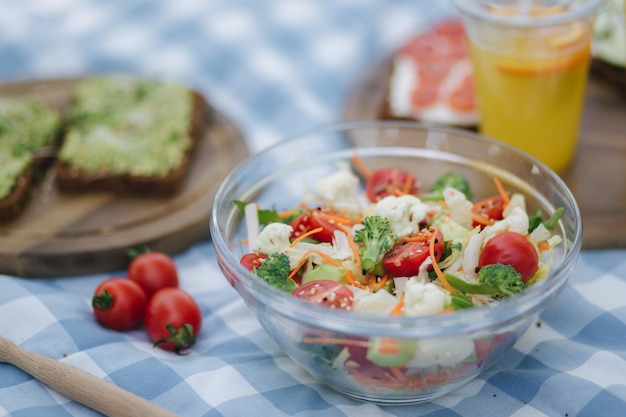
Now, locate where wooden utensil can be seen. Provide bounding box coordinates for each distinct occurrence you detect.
[0,336,180,417]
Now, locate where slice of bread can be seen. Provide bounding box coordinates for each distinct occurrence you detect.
[0,99,61,221]
[55,76,210,195]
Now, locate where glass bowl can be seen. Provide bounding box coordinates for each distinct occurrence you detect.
[209,121,582,404]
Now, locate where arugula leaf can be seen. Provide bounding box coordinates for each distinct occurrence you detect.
[234,200,298,226]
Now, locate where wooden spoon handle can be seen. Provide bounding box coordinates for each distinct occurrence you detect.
[2,338,179,417]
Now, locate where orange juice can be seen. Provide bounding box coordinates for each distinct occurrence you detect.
[470,35,591,172]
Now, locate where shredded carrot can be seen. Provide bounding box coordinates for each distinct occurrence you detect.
[337,224,362,269]
[402,235,429,242]
[377,338,400,355]
[402,172,415,194]
[389,297,405,316]
[288,247,344,280]
[439,306,456,315]
[429,225,457,294]
[301,249,342,267]
[289,227,323,247]
[288,255,309,280]
[242,238,249,245]
[390,367,410,385]
[493,177,510,207]
[343,269,362,287]
[394,188,407,196]
[471,212,495,226]
[352,150,372,178]
[317,211,356,225]
[369,273,389,291]
[537,240,550,251]
[278,208,302,218]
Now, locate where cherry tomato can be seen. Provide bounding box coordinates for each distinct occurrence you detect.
[477,231,538,282]
[382,228,444,277]
[472,196,505,229]
[365,168,419,203]
[292,280,354,310]
[144,287,202,354]
[128,252,179,298]
[240,253,267,271]
[290,208,342,243]
[92,278,147,331]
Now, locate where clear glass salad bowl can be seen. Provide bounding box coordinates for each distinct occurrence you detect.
[209,121,582,404]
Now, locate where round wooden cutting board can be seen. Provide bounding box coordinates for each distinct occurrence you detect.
[343,57,626,250]
[0,78,249,277]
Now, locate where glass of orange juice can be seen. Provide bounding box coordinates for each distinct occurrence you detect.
[450,0,606,173]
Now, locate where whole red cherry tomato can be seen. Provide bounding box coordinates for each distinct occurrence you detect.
[145,287,202,354]
[477,231,538,282]
[382,228,444,277]
[92,278,147,331]
[128,252,179,298]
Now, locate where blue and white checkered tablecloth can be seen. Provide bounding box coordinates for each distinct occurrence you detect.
[1,1,625,416]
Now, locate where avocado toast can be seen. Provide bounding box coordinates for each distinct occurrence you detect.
[55,76,209,195]
[0,98,61,221]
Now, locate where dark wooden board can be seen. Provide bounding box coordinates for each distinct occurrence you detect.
[343,58,626,250]
[0,78,249,277]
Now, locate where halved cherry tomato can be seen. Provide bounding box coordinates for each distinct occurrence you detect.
[472,196,505,229]
[382,228,444,277]
[290,208,342,244]
[477,231,538,282]
[145,287,202,354]
[128,252,179,299]
[292,280,354,310]
[365,168,419,202]
[240,253,267,271]
[92,278,147,331]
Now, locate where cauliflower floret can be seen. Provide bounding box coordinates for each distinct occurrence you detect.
[503,193,526,217]
[406,337,475,368]
[372,195,428,237]
[443,187,473,229]
[484,205,529,236]
[252,222,293,254]
[403,279,448,316]
[352,289,398,314]
[313,163,361,214]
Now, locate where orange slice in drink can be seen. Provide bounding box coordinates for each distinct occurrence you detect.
[486,2,565,18]
[548,21,586,49]
[497,45,590,76]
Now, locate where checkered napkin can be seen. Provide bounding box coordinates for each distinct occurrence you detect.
[1,0,626,416]
[3,244,626,417]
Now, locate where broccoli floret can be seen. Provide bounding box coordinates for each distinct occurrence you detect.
[477,264,524,298]
[419,173,472,201]
[254,252,297,292]
[353,215,397,275]
[444,263,524,299]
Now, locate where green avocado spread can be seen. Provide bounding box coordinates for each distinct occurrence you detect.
[0,99,60,199]
[59,76,195,177]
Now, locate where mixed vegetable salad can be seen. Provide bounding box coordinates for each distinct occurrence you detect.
[238,156,562,317]
[235,155,563,393]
